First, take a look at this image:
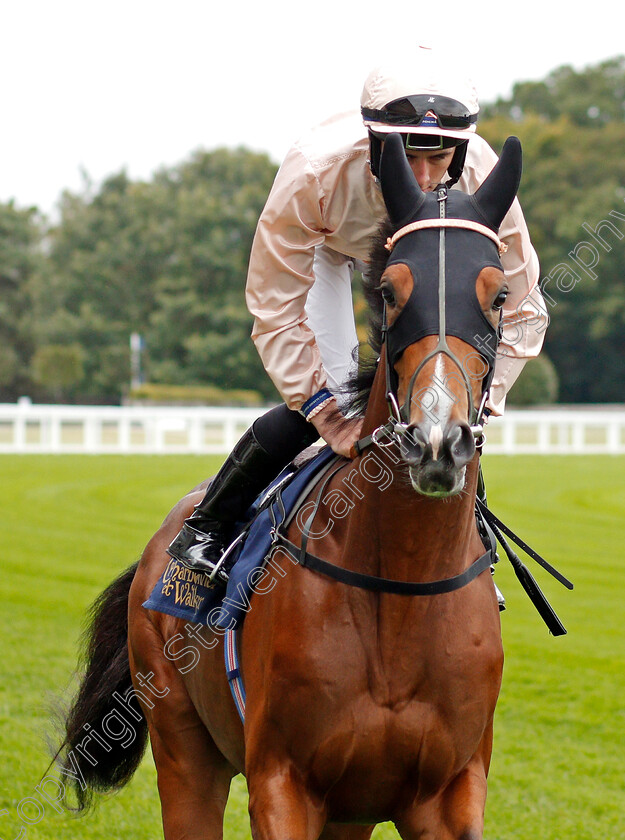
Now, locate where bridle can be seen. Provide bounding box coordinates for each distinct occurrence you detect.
[356,185,506,456]
[285,135,572,633]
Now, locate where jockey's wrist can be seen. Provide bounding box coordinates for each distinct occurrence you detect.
[300,388,336,421]
[308,400,363,458]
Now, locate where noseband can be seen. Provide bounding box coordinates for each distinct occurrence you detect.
[356,186,506,455]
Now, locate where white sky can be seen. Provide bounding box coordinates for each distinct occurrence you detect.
[1,0,623,215]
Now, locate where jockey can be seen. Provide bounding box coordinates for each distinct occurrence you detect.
[168,46,545,578]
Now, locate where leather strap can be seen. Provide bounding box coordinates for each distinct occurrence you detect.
[385,217,508,256]
[476,499,573,589]
[277,531,494,596]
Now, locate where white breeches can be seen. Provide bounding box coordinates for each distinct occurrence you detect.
[304,245,361,403]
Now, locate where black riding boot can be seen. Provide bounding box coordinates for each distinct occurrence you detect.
[167,404,318,578]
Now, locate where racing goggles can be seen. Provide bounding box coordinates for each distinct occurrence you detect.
[368,128,462,151]
[361,94,478,130]
[369,130,460,151]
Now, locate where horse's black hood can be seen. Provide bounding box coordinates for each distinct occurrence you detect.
[378,133,523,377]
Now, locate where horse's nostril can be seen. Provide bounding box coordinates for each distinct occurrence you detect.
[404,421,474,496]
[400,425,428,465]
[446,423,476,468]
[402,421,475,471]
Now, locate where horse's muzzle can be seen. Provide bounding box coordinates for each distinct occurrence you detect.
[400,420,476,497]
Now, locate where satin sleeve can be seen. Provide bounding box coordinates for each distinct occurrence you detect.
[245,145,330,410]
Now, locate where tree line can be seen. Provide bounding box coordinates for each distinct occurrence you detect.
[1,57,624,406]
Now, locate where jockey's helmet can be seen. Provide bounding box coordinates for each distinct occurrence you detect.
[361,46,479,186]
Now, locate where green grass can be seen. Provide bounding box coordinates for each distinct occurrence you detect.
[0,454,623,838]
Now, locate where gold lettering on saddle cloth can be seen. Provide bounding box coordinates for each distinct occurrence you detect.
[160,558,207,611]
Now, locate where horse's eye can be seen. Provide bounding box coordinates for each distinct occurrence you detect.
[492,289,508,311]
[381,284,396,307]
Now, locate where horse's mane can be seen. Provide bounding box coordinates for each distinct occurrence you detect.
[341,217,393,417]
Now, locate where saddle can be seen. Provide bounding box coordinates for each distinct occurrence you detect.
[142,445,341,628]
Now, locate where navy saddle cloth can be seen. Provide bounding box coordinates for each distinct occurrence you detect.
[143,446,338,630]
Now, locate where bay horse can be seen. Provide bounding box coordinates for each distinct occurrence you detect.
[56,133,523,839]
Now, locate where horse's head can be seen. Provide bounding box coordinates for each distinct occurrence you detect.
[375,132,522,497]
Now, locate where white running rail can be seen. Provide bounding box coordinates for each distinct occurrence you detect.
[1,401,624,455]
[0,402,266,455]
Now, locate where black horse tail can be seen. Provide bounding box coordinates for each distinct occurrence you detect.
[53,562,148,811]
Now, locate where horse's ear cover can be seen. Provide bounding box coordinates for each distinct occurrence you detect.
[471,136,522,231]
[379,132,523,233]
[379,133,426,227]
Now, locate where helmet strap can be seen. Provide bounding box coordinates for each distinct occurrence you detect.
[368,131,383,177]
[445,141,469,188]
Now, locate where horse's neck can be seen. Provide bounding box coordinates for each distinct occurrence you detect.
[344,362,479,577]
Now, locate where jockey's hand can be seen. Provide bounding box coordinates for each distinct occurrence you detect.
[309,401,364,459]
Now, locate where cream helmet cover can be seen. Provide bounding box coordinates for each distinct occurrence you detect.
[361,46,479,183]
[361,45,479,141]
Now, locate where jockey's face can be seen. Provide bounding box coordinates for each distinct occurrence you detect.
[404,147,455,192]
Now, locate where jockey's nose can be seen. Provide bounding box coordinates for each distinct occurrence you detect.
[409,159,431,191]
[405,154,440,192]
